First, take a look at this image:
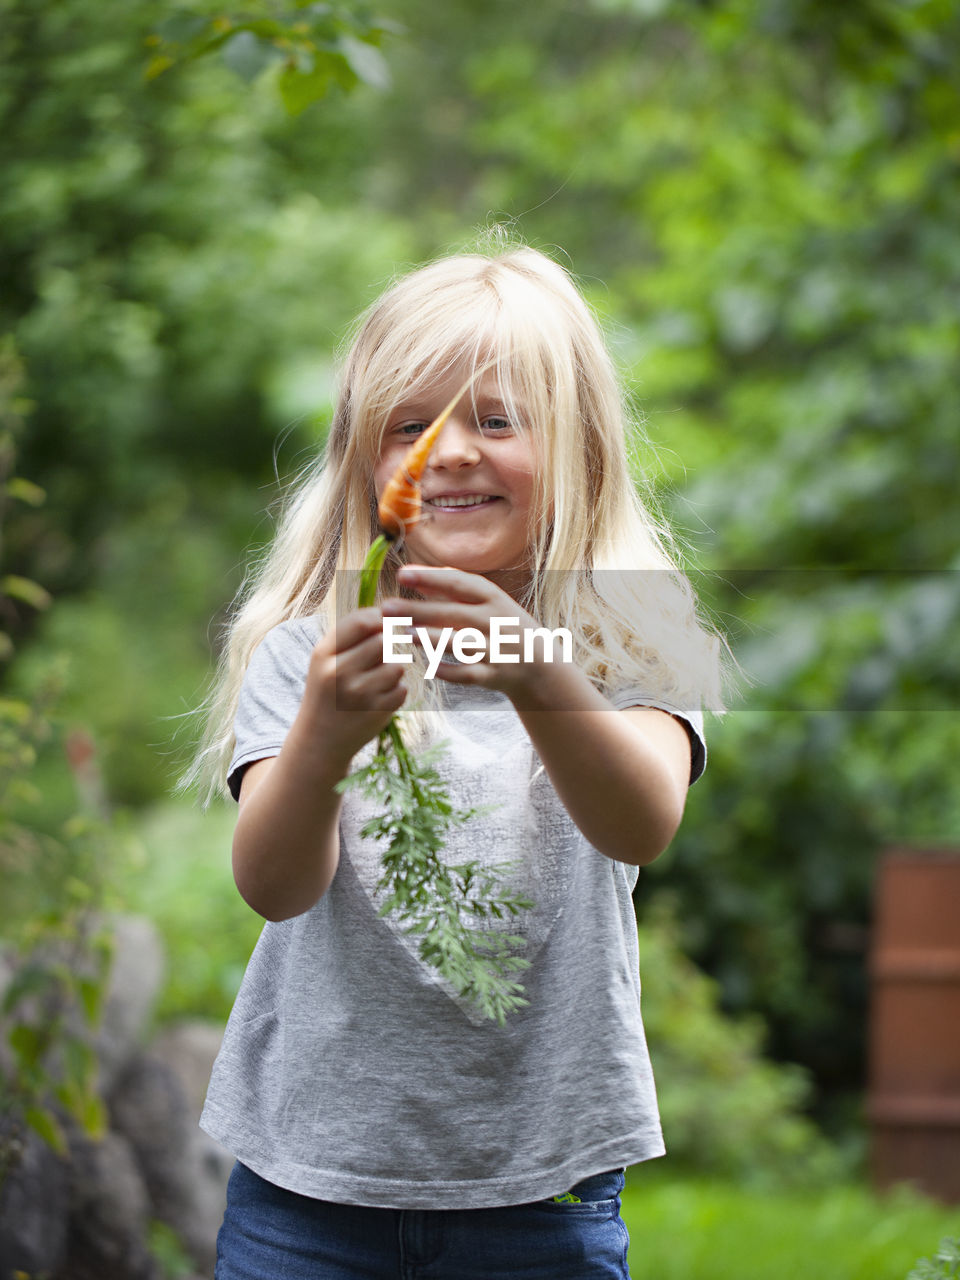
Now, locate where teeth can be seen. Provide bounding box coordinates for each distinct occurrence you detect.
[429,495,494,508]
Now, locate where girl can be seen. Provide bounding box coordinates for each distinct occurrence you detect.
[192,246,725,1279]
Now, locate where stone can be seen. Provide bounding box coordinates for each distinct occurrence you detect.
[110,1053,194,1228]
[0,1124,70,1278]
[60,1129,160,1280]
[96,916,166,1094]
[151,1020,223,1119]
[111,1039,230,1276]
[151,1019,232,1273]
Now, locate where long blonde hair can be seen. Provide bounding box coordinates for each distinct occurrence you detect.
[186,246,727,801]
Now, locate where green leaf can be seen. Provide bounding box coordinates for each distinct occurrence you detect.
[5,477,46,507]
[25,1105,68,1155]
[1,575,53,611]
[78,976,105,1025]
[0,696,32,726]
[77,1090,107,1139]
[221,30,282,81]
[9,1023,45,1070]
[2,962,55,1015]
[277,59,340,115]
[144,53,175,80]
[63,1036,98,1089]
[337,35,390,89]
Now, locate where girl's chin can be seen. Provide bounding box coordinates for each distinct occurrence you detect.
[404,542,516,573]
[408,555,519,576]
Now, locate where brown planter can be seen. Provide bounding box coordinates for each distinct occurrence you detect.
[868,849,960,1203]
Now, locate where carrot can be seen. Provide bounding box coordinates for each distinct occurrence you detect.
[361,366,491,603]
[358,383,466,606]
[376,381,470,539]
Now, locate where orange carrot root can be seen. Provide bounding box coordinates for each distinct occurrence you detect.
[377,376,474,539]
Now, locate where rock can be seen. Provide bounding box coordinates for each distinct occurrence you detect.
[110,1053,194,1227]
[59,1129,160,1280]
[96,916,166,1094]
[151,1019,232,1273]
[111,1039,230,1276]
[151,1020,223,1119]
[0,1124,70,1278]
[0,948,14,1006]
[0,926,233,1280]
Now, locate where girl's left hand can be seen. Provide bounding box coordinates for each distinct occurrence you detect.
[383,565,557,700]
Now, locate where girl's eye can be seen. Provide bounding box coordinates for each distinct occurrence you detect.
[482,416,513,434]
[397,422,428,437]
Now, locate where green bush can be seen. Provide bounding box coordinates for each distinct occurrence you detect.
[637,900,846,1187]
[0,368,115,1183]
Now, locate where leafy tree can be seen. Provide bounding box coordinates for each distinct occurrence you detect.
[4,0,959,1133]
[0,0,404,603]
[1,0,409,799]
[344,0,960,1126]
[147,2,395,115]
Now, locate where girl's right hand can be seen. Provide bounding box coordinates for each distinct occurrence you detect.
[305,606,407,768]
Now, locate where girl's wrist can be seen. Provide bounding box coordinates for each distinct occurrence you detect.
[509,650,589,714]
[284,709,357,785]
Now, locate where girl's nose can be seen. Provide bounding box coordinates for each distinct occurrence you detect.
[427,416,481,469]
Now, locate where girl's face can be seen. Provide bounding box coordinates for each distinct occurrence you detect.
[373,365,540,594]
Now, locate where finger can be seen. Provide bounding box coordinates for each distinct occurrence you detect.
[336,627,393,667]
[429,659,491,687]
[383,600,507,632]
[397,565,498,605]
[336,668,407,713]
[362,659,408,695]
[330,607,385,655]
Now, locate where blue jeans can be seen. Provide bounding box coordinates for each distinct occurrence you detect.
[216,1161,631,1279]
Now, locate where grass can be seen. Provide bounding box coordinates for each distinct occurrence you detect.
[622,1171,960,1279]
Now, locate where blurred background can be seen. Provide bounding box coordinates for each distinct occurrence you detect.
[1,0,959,1276]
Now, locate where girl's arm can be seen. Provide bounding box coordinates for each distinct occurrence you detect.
[508,666,691,866]
[231,606,406,920]
[386,566,692,867]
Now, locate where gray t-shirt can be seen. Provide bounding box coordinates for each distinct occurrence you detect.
[200,617,706,1210]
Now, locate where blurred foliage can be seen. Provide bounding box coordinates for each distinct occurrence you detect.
[2,0,959,1139]
[0,369,114,1185]
[148,1216,199,1279]
[147,2,396,115]
[115,800,261,1022]
[620,1176,960,1280]
[637,899,845,1185]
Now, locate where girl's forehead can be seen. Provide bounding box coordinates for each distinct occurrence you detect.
[395,365,509,406]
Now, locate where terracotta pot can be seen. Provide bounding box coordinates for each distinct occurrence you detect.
[868,849,960,1203]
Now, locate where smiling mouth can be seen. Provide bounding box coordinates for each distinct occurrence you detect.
[425,494,499,510]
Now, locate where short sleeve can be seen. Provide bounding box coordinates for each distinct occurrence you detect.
[606,689,707,786]
[227,617,320,800]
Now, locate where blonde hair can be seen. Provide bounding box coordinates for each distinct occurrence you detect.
[186,246,727,801]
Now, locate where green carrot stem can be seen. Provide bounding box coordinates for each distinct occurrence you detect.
[347,525,531,1023]
[358,533,392,609]
[358,537,416,789]
[386,718,427,804]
